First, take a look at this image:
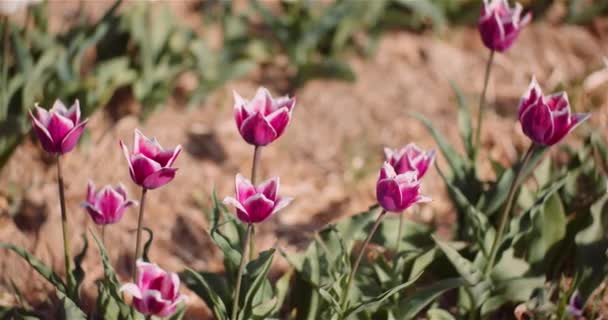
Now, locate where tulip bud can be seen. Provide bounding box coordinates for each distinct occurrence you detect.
[478,0,531,52]
[233,87,296,146]
[120,260,186,317]
[82,181,137,225]
[29,100,88,155]
[223,174,293,224]
[376,163,431,213]
[384,144,436,178]
[518,77,590,146]
[120,129,182,190]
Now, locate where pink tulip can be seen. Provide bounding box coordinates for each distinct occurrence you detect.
[82,181,137,225]
[120,129,182,190]
[233,87,296,146]
[518,78,590,146]
[376,163,431,213]
[478,0,531,52]
[29,99,88,155]
[384,144,436,178]
[120,260,185,317]
[223,174,293,224]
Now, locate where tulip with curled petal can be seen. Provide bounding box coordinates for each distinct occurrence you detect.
[478,0,531,52]
[120,260,186,317]
[233,87,296,146]
[223,174,293,224]
[120,129,182,190]
[384,144,436,178]
[82,181,137,225]
[518,77,590,146]
[29,100,88,155]
[376,163,431,213]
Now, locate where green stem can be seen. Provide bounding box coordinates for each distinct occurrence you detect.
[249,146,261,260]
[339,209,386,317]
[232,223,253,320]
[474,50,495,152]
[395,213,404,252]
[56,156,73,294]
[101,225,106,247]
[133,188,148,282]
[484,144,535,275]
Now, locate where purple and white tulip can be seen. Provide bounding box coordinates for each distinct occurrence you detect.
[384,144,436,178]
[376,163,431,213]
[120,260,185,317]
[82,181,137,225]
[478,0,531,52]
[518,78,590,146]
[233,87,296,146]
[566,291,584,317]
[29,99,88,155]
[223,174,293,224]
[120,129,182,190]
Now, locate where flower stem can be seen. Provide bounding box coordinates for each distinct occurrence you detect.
[232,223,253,320]
[395,213,404,252]
[474,49,495,152]
[132,188,148,282]
[56,155,73,294]
[249,145,261,260]
[101,225,106,247]
[340,209,386,317]
[484,144,535,275]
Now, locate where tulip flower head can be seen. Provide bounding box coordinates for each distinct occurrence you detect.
[566,291,584,317]
[82,181,137,225]
[518,78,590,146]
[233,87,296,146]
[384,144,436,178]
[120,129,182,190]
[29,100,88,155]
[376,163,431,213]
[120,260,185,317]
[223,174,293,224]
[478,0,531,52]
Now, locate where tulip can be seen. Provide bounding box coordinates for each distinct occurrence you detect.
[518,78,590,146]
[223,174,292,224]
[82,181,137,225]
[120,129,182,190]
[120,260,186,317]
[233,87,296,146]
[566,291,584,317]
[384,144,435,178]
[376,163,431,213]
[0,0,41,15]
[29,99,88,155]
[478,0,531,52]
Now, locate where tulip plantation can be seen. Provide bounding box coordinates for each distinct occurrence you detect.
[1,0,608,319]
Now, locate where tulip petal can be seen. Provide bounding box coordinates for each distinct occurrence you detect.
[546,112,590,146]
[130,154,162,186]
[47,113,74,147]
[97,186,123,218]
[272,96,296,113]
[520,102,554,145]
[235,174,256,203]
[257,176,279,201]
[377,179,403,212]
[29,110,56,153]
[156,145,182,167]
[271,196,293,215]
[137,260,165,288]
[239,112,277,146]
[87,180,96,204]
[120,140,136,182]
[250,87,273,114]
[267,107,291,139]
[137,290,167,316]
[120,283,143,299]
[379,162,397,180]
[142,167,177,190]
[33,104,51,126]
[223,196,248,214]
[116,183,129,200]
[134,129,162,159]
[242,193,274,223]
[50,99,68,115]
[60,119,88,154]
[66,100,81,124]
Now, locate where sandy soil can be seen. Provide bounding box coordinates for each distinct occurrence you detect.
[0,2,607,318]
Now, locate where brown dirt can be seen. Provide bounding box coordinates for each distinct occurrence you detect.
[1,1,608,318]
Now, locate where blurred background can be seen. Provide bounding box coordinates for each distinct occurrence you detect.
[0,0,607,317]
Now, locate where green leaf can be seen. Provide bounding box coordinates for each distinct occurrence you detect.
[480,277,545,316]
[427,308,456,320]
[142,227,154,262]
[57,290,86,320]
[398,278,467,320]
[527,194,567,266]
[432,237,483,285]
[181,268,229,320]
[450,80,474,160]
[0,243,66,293]
[344,271,423,317]
[240,249,276,320]
[71,234,89,301]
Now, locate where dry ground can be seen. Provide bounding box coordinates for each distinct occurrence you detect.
[0,1,607,318]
